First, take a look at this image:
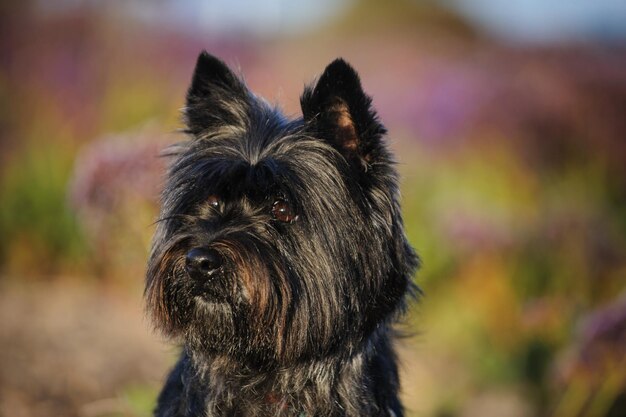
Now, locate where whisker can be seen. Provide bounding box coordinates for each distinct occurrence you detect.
[151,214,194,226]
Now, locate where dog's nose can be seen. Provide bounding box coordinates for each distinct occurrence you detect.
[185,248,222,278]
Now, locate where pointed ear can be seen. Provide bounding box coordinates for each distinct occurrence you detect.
[300,59,386,165]
[185,51,250,136]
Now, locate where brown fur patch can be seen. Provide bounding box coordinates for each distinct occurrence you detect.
[327,99,358,153]
[146,249,184,335]
[213,241,293,359]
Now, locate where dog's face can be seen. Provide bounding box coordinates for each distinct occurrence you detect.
[146,52,417,365]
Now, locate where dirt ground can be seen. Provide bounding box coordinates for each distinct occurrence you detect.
[0,280,173,417]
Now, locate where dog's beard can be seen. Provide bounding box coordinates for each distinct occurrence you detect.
[146,228,302,363]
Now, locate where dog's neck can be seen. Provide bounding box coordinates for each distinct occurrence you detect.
[177,332,396,417]
[186,350,363,415]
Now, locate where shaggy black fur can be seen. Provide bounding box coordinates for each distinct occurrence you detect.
[146,51,419,417]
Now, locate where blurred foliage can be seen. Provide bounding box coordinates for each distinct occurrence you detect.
[123,384,159,417]
[0,1,625,417]
[0,143,86,275]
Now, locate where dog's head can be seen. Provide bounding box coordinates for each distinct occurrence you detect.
[146,52,418,365]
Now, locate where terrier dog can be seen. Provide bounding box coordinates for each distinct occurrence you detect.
[146,52,418,417]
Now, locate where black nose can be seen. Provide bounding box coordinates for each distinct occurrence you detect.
[185,248,222,279]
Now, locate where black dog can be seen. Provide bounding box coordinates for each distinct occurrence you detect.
[146,52,418,417]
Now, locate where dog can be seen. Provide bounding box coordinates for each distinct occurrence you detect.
[145,51,419,417]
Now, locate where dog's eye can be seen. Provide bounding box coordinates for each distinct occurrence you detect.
[207,195,221,209]
[272,199,298,223]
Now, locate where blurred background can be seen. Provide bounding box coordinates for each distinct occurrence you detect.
[1,0,625,416]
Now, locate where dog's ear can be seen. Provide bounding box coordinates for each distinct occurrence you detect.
[301,59,386,166]
[185,51,249,136]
